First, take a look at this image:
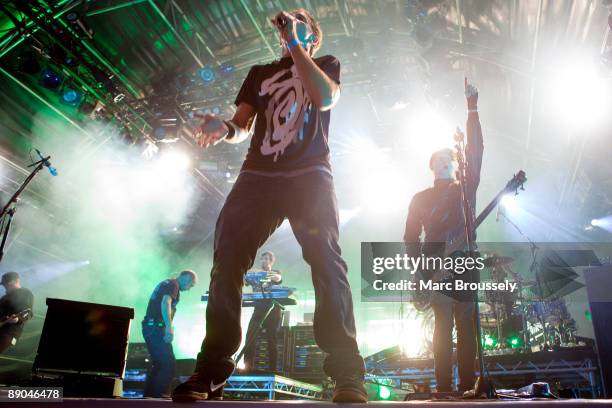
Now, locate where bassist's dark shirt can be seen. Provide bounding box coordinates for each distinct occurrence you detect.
[145,279,180,322]
[0,288,34,338]
[404,112,483,255]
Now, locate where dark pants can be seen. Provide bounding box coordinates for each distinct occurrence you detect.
[197,171,364,381]
[431,293,477,392]
[244,300,282,371]
[142,324,176,397]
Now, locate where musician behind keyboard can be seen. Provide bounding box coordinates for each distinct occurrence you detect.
[243,251,282,372]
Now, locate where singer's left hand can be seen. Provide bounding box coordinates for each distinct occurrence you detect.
[272,11,298,44]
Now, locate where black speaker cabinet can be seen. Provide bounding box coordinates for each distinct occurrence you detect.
[32,298,134,396]
[584,266,612,398]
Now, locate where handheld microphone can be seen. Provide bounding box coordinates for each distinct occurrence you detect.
[275,15,287,28]
[35,149,58,177]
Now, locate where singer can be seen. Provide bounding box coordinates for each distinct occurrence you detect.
[171,8,367,403]
[403,79,484,394]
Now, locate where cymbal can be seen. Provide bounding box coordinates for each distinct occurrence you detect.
[483,256,514,267]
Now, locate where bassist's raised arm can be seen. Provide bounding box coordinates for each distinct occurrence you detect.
[465,79,484,208]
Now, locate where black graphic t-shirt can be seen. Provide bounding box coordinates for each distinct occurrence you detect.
[145,279,180,322]
[235,55,341,173]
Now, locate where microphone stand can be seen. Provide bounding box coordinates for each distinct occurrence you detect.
[454,129,495,398]
[497,210,539,350]
[0,155,50,263]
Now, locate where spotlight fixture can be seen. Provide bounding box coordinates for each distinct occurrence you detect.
[65,12,79,22]
[549,62,610,127]
[65,11,93,40]
[219,63,235,77]
[377,385,391,400]
[40,68,62,89]
[61,88,82,106]
[198,66,215,83]
[483,334,497,349]
[507,335,523,349]
[589,216,612,232]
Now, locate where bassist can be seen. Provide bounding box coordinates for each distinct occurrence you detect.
[403,78,483,393]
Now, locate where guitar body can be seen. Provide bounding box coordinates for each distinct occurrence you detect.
[0,308,33,329]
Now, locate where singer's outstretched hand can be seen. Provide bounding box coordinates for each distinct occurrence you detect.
[193,113,229,148]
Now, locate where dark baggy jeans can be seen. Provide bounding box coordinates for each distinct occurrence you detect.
[244,300,282,371]
[431,292,477,392]
[142,324,176,397]
[196,171,364,381]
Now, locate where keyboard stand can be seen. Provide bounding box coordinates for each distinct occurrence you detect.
[235,299,285,367]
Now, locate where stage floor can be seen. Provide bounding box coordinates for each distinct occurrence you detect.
[11,399,612,407]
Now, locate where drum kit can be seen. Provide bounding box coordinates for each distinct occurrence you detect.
[478,255,578,354]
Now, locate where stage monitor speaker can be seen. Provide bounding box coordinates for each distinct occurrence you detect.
[252,326,288,373]
[288,325,325,381]
[33,298,134,379]
[584,265,612,398]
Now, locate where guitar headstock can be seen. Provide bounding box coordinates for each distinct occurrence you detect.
[505,170,527,195]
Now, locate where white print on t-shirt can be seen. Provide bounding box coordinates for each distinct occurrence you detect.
[259,65,311,161]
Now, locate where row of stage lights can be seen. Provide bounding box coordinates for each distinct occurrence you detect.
[19,50,115,114]
[19,54,239,149]
[40,68,83,106]
[149,62,237,141]
[482,333,523,350]
[32,64,237,107]
[20,49,237,113]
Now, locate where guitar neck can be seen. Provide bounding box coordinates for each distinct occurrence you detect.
[443,171,525,256]
[449,188,511,253]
